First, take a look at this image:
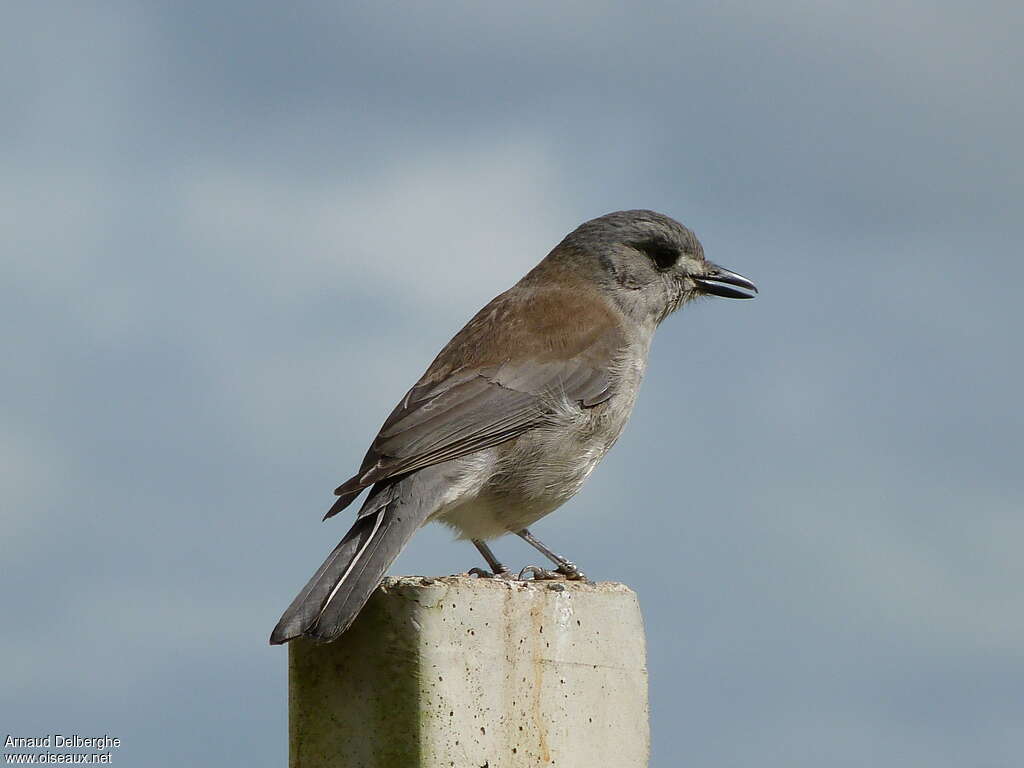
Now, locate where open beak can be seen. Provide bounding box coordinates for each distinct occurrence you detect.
[693,262,758,299]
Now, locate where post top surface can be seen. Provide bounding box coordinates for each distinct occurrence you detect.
[380,574,637,596]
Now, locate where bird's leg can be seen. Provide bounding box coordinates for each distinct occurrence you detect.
[468,539,515,579]
[516,528,587,581]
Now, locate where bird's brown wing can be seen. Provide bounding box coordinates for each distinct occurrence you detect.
[326,283,624,519]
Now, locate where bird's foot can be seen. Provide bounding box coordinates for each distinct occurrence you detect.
[518,566,559,580]
[554,561,587,581]
[467,567,517,580]
[518,564,587,581]
[513,529,587,581]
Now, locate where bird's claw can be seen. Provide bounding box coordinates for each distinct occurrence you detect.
[518,565,587,581]
[555,561,587,581]
[518,566,558,580]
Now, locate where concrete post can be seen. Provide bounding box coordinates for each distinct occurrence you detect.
[288,575,649,768]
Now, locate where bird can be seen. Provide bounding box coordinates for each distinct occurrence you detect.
[270,209,757,645]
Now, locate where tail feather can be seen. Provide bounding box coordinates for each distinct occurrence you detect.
[305,513,401,642]
[270,473,435,645]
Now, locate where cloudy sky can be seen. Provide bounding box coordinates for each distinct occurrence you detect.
[3,2,1022,765]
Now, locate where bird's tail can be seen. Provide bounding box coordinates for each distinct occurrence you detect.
[270,471,438,644]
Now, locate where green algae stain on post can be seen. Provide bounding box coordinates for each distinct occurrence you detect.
[289,585,422,768]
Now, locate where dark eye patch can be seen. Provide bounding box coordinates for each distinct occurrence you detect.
[633,239,679,270]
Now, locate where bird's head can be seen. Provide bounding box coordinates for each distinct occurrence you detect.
[549,209,757,325]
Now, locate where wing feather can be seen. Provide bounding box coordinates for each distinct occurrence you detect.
[325,282,624,519]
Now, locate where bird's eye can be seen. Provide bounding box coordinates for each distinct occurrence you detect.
[634,239,679,270]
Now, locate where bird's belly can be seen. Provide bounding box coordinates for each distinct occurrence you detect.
[430,392,635,540]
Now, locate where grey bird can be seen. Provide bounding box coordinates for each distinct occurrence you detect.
[270,209,756,645]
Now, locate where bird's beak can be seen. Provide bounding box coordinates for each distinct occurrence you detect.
[693,262,758,299]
